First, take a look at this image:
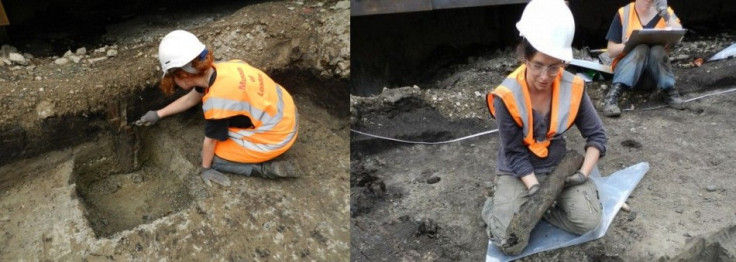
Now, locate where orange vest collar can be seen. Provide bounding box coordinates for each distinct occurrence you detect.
[487,64,583,158]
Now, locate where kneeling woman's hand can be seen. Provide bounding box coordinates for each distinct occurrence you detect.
[564,171,587,187]
[201,167,231,187]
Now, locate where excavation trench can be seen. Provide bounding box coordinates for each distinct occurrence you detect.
[71,127,193,238]
[54,69,347,239]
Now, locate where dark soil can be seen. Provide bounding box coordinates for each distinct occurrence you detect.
[351,34,736,261]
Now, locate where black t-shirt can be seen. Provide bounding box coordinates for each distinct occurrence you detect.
[196,69,254,141]
[606,12,664,43]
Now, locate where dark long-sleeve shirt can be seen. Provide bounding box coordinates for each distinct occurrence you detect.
[605,12,660,44]
[493,90,607,177]
[605,6,679,44]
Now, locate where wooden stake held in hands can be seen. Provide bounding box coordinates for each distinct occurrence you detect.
[498,150,585,255]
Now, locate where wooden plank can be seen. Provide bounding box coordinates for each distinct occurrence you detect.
[433,0,528,10]
[0,0,9,26]
[351,0,529,16]
[498,150,584,255]
[351,0,433,16]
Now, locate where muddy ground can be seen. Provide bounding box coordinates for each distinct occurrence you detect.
[1,0,350,261]
[350,33,736,261]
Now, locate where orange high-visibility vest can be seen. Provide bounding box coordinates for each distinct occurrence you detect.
[611,2,679,69]
[486,64,584,158]
[202,61,298,163]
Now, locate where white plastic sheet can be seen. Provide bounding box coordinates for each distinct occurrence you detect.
[709,43,736,62]
[486,162,650,262]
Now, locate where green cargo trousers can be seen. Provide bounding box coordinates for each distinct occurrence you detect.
[481,171,602,248]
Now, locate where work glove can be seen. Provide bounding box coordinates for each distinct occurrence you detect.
[135,110,159,126]
[527,184,540,196]
[565,171,587,187]
[655,0,669,20]
[201,167,231,187]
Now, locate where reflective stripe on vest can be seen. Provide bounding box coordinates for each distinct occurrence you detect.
[612,3,678,69]
[202,61,297,162]
[203,84,284,134]
[486,64,584,158]
[225,86,297,153]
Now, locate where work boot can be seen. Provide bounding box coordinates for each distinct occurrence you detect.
[256,159,299,178]
[664,88,685,110]
[603,83,624,117]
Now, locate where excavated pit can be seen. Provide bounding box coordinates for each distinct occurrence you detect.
[65,87,194,238]
[71,129,194,238]
[65,68,347,238]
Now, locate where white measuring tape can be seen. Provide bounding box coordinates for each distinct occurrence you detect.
[627,86,736,111]
[351,129,498,145]
[353,87,736,144]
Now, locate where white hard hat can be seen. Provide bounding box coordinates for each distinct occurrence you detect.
[516,0,575,62]
[158,30,206,77]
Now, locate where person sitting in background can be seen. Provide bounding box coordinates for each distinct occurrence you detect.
[602,0,685,117]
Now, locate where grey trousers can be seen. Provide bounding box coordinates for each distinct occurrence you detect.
[211,155,260,177]
[612,44,675,90]
[481,172,602,246]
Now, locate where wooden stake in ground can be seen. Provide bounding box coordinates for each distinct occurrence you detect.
[498,150,585,255]
[0,0,9,26]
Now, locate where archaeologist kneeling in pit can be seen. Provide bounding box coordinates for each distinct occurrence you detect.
[602,0,685,117]
[136,30,299,186]
[481,0,607,255]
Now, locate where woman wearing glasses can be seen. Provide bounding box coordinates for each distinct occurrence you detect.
[136,30,300,186]
[481,0,607,255]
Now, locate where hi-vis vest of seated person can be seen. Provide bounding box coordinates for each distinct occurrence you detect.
[486,64,584,158]
[202,61,298,163]
[611,2,678,69]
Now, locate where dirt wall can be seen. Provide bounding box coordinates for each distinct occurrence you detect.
[0,0,350,166]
